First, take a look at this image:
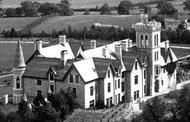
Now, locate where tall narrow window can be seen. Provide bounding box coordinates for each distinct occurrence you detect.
[108,83,111,92]
[118,79,120,88]
[144,70,146,79]
[135,75,138,84]
[140,35,144,47]
[115,80,117,90]
[75,75,79,83]
[37,79,41,86]
[73,88,76,95]
[154,35,157,47]
[90,86,93,96]
[49,73,54,81]
[108,69,110,78]
[121,82,125,92]
[135,61,138,70]
[145,35,148,47]
[154,52,157,61]
[156,34,159,46]
[16,77,20,89]
[69,74,73,83]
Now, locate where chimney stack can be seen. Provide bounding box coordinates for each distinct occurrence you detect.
[59,35,67,45]
[102,46,108,58]
[165,40,169,53]
[61,50,67,66]
[90,40,96,49]
[128,40,133,48]
[115,44,122,58]
[121,40,128,51]
[35,40,42,54]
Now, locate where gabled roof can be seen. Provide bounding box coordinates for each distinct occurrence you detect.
[93,57,120,78]
[122,49,146,71]
[161,48,178,63]
[13,40,26,68]
[23,57,60,79]
[73,58,99,82]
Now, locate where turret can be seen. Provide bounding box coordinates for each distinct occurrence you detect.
[13,40,26,104]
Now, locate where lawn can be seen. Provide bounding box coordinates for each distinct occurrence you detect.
[0,17,39,33]
[32,15,140,33]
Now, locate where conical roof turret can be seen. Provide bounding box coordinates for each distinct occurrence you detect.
[13,40,26,68]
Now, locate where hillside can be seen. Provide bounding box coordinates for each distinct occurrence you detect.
[0,0,153,9]
[31,15,140,33]
[0,17,39,32]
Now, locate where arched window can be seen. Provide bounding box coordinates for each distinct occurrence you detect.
[145,35,149,47]
[140,35,144,47]
[16,77,20,89]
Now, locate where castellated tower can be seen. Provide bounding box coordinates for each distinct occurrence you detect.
[133,14,162,96]
[13,40,26,104]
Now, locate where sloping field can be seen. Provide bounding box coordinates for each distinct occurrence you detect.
[0,0,153,9]
[32,15,140,33]
[0,17,39,33]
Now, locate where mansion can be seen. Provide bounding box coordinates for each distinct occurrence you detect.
[12,14,187,109]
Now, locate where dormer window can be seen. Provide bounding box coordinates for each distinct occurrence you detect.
[49,73,54,81]
[16,77,20,89]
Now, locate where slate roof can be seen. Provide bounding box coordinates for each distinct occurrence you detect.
[23,57,61,79]
[122,48,147,71]
[171,48,190,60]
[93,57,120,78]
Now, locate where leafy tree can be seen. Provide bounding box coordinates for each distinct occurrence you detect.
[83,9,90,15]
[140,97,167,122]
[18,99,29,117]
[56,0,74,16]
[15,7,24,17]
[9,28,18,37]
[39,3,59,16]
[33,93,46,107]
[5,8,17,17]
[184,0,190,12]
[138,3,151,14]
[117,0,133,15]
[21,1,37,17]
[156,1,177,15]
[100,3,112,15]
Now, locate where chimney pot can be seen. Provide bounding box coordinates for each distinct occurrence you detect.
[90,40,96,49]
[59,35,67,45]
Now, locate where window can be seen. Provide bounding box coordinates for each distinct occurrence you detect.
[144,85,147,94]
[108,69,110,78]
[50,85,54,93]
[135,75,138,84]
[37,90,42,96]
[69,74,73,83]
[110,97,112,105]
[73,88,76,95]
[154,35,156,46]
[144,70,146,79]
[115,80,117,90]
[108,83,111,92]
[157,34,159,46]
[134,90,139,100]
[16,77,20,89]
[161,80,164,86]
[154,52,157,61]
[106,98,109,106]
[118,94,120,103]
[135,61,138,70]
[49,73,54,81]
[118,79,120,88]
[155,65,160,76]
[37,79,41,86]
[141,35,144,47]
[89,100,94,107]
[90,86,93,96]
[157,51,159,60]
[121,82,125,92]
[163,68,165,73]
[75,75,79,83]
[118,68,121,75]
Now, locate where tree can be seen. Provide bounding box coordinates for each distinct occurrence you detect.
[184,0,190,12]
[83,9,90,15]
[15,7,24,17]
[5,8,17,17]
[56,0,74,16]
[39,3,59,16]
[139,97,167,122]
[138,3,151,14]
[100,3,112,15]
[117,0,133,15]
[21,1,37,17]
[156,1,177,15]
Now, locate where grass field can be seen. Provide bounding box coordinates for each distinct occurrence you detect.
[0,42,34,69]
[0,17,39,33]
[31,15,140,33]
[0,0,153,9]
